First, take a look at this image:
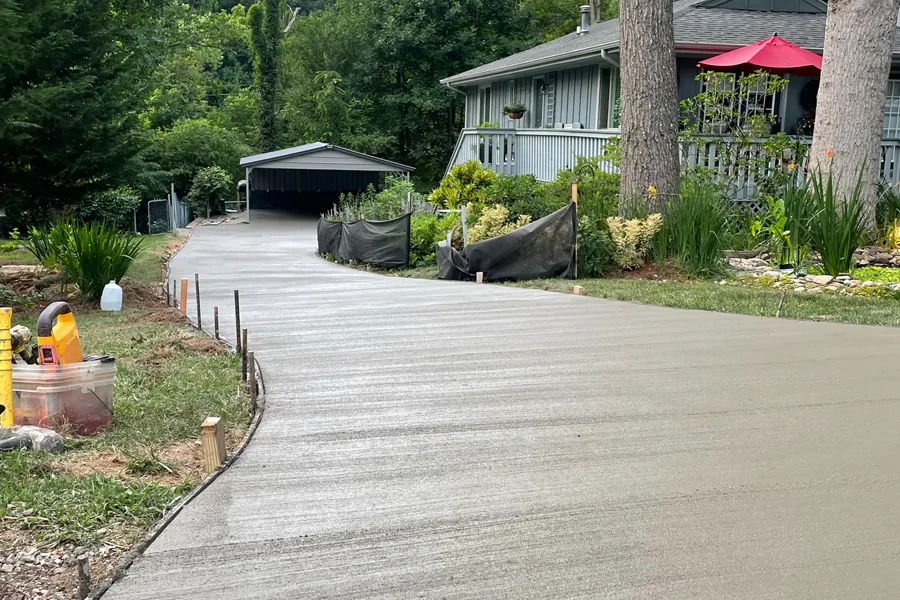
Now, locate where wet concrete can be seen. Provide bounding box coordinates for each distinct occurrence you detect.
[105,210,900,599]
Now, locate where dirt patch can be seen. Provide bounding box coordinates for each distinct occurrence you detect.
[614,261,689,282]
[138,308,186,323]
[182,337,228,355]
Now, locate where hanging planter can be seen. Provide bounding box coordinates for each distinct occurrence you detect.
[503,103,527,120]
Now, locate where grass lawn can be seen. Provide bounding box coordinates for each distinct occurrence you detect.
[0,230,248,596]
[380,264,900,328]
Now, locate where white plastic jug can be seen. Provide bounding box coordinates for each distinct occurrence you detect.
[100,280,123,311]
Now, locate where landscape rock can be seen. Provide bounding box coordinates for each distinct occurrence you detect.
[762,270,782,278]
[862,281,876,287]
[810,275,834,285]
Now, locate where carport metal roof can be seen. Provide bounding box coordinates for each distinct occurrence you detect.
[239,142,414,172]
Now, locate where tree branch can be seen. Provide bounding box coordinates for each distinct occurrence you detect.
[284,6,301,33]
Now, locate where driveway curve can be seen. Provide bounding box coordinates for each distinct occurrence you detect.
[105,211,900,599]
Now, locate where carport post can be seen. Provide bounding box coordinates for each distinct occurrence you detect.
[246,167,252,223]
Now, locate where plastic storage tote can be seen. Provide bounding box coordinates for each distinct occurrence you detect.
[12,359,116,435]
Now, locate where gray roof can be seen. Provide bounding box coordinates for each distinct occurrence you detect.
[240,142,414,171]
[442,1,900,85]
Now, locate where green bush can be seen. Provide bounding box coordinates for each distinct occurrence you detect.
[663,178,729,278]
[409,212,459,267]
[577,217,613,278]
[808,167,865,277]
[487,175,562,221]
[77,187,142,231]
[467,205,532,244]
[26,221,143,300]
[62,222,144,300]
[24,220,75,271]
[545,158,620,224]
[429,160,496,209]
[326,177,418,222]
[186,166,232,218]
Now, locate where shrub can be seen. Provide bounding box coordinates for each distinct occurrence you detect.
[467,205,532,244]
[876,182,900,248]
[546,158,620,224]
[606,214,662,270]
[487,175,563,221]
[409,212,458,267]
[578,217,613,278]
[808,167,865,277]
[61,222,144,300]
[24,220,75,271]
[186,166,232,218]
[77,187,142,231]
[326,177,418,222]
[429,160,496,209]
[663,179,728,278]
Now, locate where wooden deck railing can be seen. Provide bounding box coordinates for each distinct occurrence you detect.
[448,128,900,201]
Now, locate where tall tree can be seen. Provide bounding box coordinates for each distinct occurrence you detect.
[618,0,679,214]
[0,0,164,226]
[809,0,900,227]
[249,0,283,151]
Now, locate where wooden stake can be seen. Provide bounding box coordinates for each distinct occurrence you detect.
[476,271,484,284]
[76,554,90,600]
[171,279,177,309]
[241,328,248,382]
[248,351,257,412]
[200,417,226,474]
[179,279,188,315]
[234,290,241,353]
[214,307,220,340]
[572,183,579,279]
[194,273,202,329]
[573,285,585,296]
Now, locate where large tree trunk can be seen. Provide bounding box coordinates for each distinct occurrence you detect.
[618,0,679,215]
[809,0,900,228]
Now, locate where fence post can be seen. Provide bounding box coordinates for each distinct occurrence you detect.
[241,328,248,383]
[179,279,188,315]
[171,279,177,309]
[214,307,219,340]
[234,290,241,353]
[461,203,468,246]
[194,273,201,329]
[248,351,257,412]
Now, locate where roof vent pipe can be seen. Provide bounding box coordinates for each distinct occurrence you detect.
[578,5,591,34]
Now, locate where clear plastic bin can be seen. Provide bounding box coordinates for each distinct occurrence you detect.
[12,360,116,435]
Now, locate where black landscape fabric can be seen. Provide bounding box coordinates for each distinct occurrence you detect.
[317,214,411,268]
[438,202,577,282]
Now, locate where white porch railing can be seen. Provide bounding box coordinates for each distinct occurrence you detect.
[448,128,900,198]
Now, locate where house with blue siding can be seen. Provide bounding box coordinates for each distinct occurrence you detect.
[441,0,900,185]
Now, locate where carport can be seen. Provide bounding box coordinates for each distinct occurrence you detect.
[239,142,414,221]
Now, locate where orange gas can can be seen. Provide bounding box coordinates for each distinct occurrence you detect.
[37,302,83,365]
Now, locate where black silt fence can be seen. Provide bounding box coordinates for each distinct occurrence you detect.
[437,202,577,282]
[317,214,411,268]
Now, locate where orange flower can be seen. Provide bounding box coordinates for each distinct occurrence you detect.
[787,162,795,171]
[825,149,833,158]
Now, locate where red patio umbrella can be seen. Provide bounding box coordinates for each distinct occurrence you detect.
[697,34,822,76]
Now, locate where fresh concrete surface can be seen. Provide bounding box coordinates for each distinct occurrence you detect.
[105,211,900,599]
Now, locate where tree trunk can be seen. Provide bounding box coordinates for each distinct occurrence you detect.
[618,0,679,215]
[809,0,900,228]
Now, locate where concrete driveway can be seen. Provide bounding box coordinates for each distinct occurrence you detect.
[105,210,900,599]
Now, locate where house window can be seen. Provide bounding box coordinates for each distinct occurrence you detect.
[885,80,900,139]
[478,87,492,126]
[698,72,778,134]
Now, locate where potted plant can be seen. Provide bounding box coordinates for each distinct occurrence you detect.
[503,102,527,120]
